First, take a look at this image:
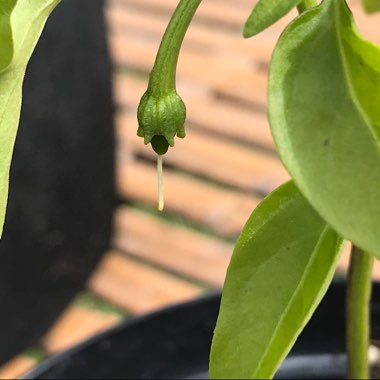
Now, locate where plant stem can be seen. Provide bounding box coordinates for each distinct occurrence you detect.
[346,246,374,379]
[149,0,202,96]
[297,0,317,13]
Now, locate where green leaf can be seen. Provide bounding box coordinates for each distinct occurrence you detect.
[0,0,17,72]
[269,0,380,258]
[243,0,303,38]
[209,181,343,379]
[0,0,60,238]
[362,0,380,13]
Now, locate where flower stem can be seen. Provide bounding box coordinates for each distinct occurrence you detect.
[346,245,373,379]
[149,0,202,96]
[297,0,317,14]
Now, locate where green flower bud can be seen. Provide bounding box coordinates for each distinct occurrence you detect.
[137,90,186,155]
[136,0,201,155]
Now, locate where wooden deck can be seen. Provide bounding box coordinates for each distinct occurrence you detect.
[2,0,380,377]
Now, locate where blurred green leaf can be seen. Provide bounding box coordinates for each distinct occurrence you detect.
[0,0,17,72]
[210,181,343,379]
[243,0,302,38]
[0,0,60,238]
[362,0,380,13]
[269,0,380,257]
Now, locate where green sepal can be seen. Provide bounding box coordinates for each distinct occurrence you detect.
[137,90,186,153]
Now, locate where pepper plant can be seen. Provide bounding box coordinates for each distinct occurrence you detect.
[0,0,60,238]
[137,0,380,378]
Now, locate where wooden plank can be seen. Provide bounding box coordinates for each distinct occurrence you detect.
[109,20,378,112]
[212,80,269,110]
[107,1,380,108]
[106,3,275,64]
[108,0,252,30]
[88,251,202,314]
[108,0,298,43]
[211,4,380,106]
[109,33,268,94]
[0,356,36,380]
[116,159,260,238]
[106,0,288,114]
[116,111,288,195]
[110,0,300,37]
[42,306,122,354]
[113,74,274,150]
[108,0,379,44]
[109,15,271,109]
[113,207,233,287]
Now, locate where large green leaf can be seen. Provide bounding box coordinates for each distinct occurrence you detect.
[0,0,60,238]
[362,0,380,13]
[243,0,303,38]
[269,0,380,258]
[209,181,343,379]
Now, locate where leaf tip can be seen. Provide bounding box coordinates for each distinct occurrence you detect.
[242,23,259,38]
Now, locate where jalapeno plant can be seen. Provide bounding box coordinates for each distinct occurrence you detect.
[0,0,60,238]
[137,0,380,378]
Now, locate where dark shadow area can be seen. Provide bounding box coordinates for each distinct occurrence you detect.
[24,281,380,379]
[0,0,114,364]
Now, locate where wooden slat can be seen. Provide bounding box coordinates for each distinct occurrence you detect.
[113,74,274,150]
[0,356,36,380]
[116,111,288,195]
[211,5,380,107]
[110,0,359,53]
[106,1,279,111]
[117,159,260,238]
[108,1,380,109]
[212,81,269,110]
[111,0,301,37]
[88,251,202,314]
[113,207,233,287]
[109,0,252,30]
[109,19,271,109]
[42,306,122,354]
[109,0,379,45]
[109,33,268,92]
[106,3,275,64]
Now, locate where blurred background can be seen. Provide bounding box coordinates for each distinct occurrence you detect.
[0,0,379,377]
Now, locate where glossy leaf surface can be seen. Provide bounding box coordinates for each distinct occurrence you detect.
[0,0,60,237]
[269,0,380,257]
[362,0,380,13]
[243,0,302,38]
[210,181,343,379]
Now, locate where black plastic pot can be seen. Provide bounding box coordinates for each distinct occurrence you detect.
[24,281,380,379]
[0,0,114,364]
